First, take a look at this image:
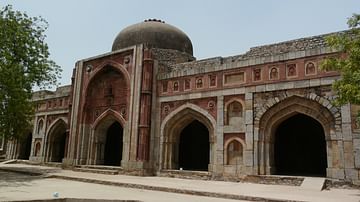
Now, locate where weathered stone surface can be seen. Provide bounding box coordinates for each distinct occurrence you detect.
[344,152,355,169]
[345,168,359,180]
[245,110,253,124]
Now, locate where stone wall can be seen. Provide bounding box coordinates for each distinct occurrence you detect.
[156,30,356,80]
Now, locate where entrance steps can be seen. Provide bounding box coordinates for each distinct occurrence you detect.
[159,169,211,180]
[44,162,63,168]
[243,175,304,186]
[73,165,122,175]
[0,155,5,162]
[301,177,326,191]
[0,159,17,164]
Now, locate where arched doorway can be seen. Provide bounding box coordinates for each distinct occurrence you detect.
[178,120,209,171]
[47,120,67,162]
[104,122,123,166]
[274,114,327,176]
[257,96,336,177]
[19,132,32,160]
[161,104,215,172]
[92,114,124,166]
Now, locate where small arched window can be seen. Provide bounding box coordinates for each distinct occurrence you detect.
[184,79,191,90]
[37,119,44,134]
[196,78,203,88]
[226,101,243,125]
[34,142,41,156]
[227,140,243,165]
[173,81,179,91]
[269,67,279,80]
[305,62,316,75]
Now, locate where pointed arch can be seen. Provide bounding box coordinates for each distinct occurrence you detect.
[88,109,125,165]
[257,95,335,176]
[37,118,45,135]
[45,118,68,162]
[224,137,246,165]
[92,109,126,130]
[161,103,216,141]
[160,103,216,171]
[84,60,130,96]
[46,117,68,137]
[224,98,244,125]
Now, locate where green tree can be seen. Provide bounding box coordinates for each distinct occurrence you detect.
[0,5,61,139]
[321,14,360,120]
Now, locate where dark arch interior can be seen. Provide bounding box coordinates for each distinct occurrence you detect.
[104,122,123,166]
[274,114,327,177]
[51,128,66,163]
[178,120,209,171]
[19,132,32,160]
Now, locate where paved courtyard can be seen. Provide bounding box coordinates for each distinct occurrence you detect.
[0,170,243,202]
[0,163,359,202]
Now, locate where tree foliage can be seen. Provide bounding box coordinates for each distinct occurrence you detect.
[0,5,61,139]
[321,14,360,120]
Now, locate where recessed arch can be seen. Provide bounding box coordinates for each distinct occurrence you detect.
[160,103,216,171]
[89,110,125,166]
[224,98,244,125]
[37,118,44,135]
[274,114,327,176]
[34,142,41,156]
[46,118,68,162]
[45,117,68,136]
[257,96,335,176]
[224,137,246,165]
[84,61,130,97]
[178,120,209,170]
[92,109,126,130]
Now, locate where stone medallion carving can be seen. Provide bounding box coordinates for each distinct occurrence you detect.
[207,100,216,111]
[163,105,170,115]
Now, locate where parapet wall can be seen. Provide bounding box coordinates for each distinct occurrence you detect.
[157,30,350,80]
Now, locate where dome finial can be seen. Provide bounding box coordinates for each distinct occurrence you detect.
[144,19,165,23]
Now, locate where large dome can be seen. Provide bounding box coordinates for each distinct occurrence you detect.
[112,19,193,55]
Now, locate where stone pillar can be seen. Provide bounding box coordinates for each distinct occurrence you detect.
[244,91,254,174]
[29,116,38,161]
[136,48,154,161]
[214,95,224,175]
[65,61,84,165]
[341,104,358,180]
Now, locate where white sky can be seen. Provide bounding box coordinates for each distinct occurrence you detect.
[1,0,359,87]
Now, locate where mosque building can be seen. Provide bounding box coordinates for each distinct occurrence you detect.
[2,19,360,182]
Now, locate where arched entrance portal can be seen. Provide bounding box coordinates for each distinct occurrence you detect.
[47,120,67,163]
[92,115,124,166]
[257,96,336,177]
[19,132,32,160]
[161,104,215,172]
[104,122,123,166]
[274,114,327,176]
[179,120,209,171]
